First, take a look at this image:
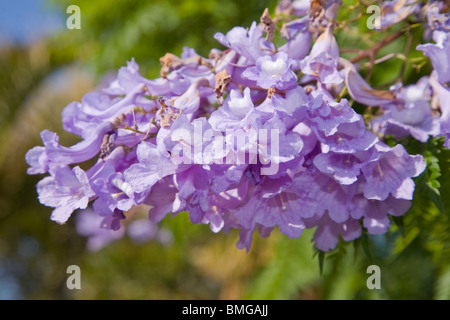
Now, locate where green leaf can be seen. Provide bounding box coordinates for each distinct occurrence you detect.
[417,149,445,215]
[361,232,374,263]
[244,230,319,299]
[393,226,420,255]
[434,265,450,300]
[318,250,326,276]
[436,146,450,217]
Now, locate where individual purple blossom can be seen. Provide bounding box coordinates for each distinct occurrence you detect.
[339,57,398,107]
[306,93,361,137]
[255,112,304,167]
[300,25,343,85]
[315,118,379,154]
[91,172,135,216]
[279,16,311,68]
[380,0,422,29]
[25,122,113,175]
[123,140,185,195]
[214,21,274,64]
[301,87,379,155]
[429,71,450,148]
[351,194,411,235]
[208,87,258,131]
[173,78,211,115]
[232,174,315,243]
[102,58,172,96]
[62,83,147,139]
[174,165,213,226]
[313,148,378,185]
[301,169,357,223]
[145,176,183,223]
[424,1,450,32]
[361,143,426,201]
[304,213,361,252]
[242,52,298,90]
[75,208,126,251]
[36,166,95,224]
[372,77,440,142]
[258,86,308,120]
[417,30,450,84]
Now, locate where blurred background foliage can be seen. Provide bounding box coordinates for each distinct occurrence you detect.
[0,0,449,300]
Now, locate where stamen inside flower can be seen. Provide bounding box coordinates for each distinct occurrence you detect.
[377,162,384,177]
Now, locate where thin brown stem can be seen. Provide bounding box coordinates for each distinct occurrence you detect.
[349,30,406,64]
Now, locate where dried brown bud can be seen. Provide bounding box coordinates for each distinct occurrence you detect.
[267,87,286,99]
[305,86,315,95]
[100,133,115,160]
[259,8,275,41]
[214,69,231,105]
[160,53,183,78]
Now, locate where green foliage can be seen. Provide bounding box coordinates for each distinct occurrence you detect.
[49,0,277,77]
[244,230,319,299]
[434,265,450,300]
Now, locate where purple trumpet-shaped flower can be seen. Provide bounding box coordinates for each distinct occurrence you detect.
[92,172,135,216]
[380,0,422,29]
[425,1,450,32]
[372,77,440,142]
[209,87,257,131]
[304,169,357,223]
[75,208,126,251]
[300,25,343,84]
[25,122,113,175]
[232,174,315,244]
[145,176,183,223]
[339,57,398,107]
[429,71,450,148]
[258,86,308,120]
[417,30,450,84]
[243,52,298,90]
[256,112,304,166]
[103,58,172,96]
[279,16,311,68]
[173,78,211,115]
[214,21,273,64]
[304,213,361,252]
[313,148,378,185]
[361,143,426,201]
[311,113,379,154]
[351,194,411,235]
[123,140,185,195]
[36,166,95,224]
[62,83,147,139]
[306,94,361,137]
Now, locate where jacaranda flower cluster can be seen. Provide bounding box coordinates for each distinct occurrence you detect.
[26,0,450,252]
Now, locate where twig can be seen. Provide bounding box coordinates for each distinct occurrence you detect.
[349,29,406,64]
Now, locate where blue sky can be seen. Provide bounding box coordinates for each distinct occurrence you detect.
[0,0,65,45]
